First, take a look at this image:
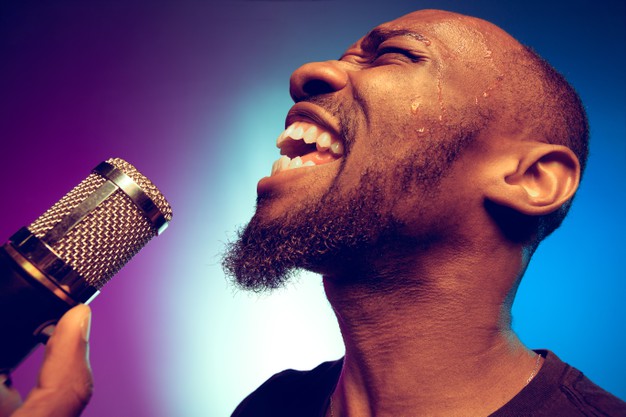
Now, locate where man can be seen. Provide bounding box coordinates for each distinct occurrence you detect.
[224,9,626,417]
[0,8,623,417]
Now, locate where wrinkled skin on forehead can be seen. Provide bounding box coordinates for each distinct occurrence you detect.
[223,10,531,291]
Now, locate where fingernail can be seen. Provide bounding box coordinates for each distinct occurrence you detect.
[0,373,12,387]
[81,308,92,343]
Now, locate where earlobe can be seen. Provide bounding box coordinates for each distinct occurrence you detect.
[488,144,580,216]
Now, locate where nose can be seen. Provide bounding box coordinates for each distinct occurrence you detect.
[289,60,349,102]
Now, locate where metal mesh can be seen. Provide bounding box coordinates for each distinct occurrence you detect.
[27,159,172,289]
[51,191,155,289]
[107,158,173,222]
[29,173,107,238]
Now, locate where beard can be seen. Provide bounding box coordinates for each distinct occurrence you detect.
[222,99,481,292]
[222,169,397,291]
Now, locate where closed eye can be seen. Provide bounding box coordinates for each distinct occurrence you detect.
[373,47,421,63]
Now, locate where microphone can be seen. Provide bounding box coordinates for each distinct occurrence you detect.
[0,158,172,373]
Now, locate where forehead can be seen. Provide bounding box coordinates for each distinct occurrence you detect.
[352,9,520,57]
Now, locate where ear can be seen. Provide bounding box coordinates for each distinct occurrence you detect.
[485,144,580,216]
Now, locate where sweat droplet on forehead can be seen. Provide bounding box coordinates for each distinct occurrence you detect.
[405,32,431,46]
[360,28,432,52]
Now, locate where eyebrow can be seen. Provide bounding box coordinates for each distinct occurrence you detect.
[360,28,431,52]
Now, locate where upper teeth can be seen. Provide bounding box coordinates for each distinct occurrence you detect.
[271,121,344,176]
[277,121,343,154]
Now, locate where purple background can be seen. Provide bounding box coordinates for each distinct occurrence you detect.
[1,1,624,416]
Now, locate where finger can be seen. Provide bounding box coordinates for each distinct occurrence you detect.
[13,305,93,417]
[0,374,22,416]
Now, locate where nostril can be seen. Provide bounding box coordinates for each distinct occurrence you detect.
[302,79,336,97]
[290,61,348,101]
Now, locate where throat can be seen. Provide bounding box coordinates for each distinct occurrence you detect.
[323,277,538,417]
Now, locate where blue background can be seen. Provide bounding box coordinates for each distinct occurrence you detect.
[0,1,624,415]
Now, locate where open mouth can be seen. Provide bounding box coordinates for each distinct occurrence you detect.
[271,120,344,176]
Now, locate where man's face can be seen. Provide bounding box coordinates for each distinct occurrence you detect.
[224,10,516,290]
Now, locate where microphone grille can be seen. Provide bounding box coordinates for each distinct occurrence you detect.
[106,158,173,221]
[27,158,172,290]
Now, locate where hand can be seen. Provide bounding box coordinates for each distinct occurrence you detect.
[0,305,93,417]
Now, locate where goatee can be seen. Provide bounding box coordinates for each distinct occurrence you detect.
[222,171,393,291]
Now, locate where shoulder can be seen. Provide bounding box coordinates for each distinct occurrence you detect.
[554,354,626,416]
[231,358,343,417]
[495,350,626,416]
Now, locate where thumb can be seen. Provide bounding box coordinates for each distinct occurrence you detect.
[0,375,22,416]
[13,305,93,417]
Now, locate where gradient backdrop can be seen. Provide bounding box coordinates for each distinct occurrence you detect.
[0,1,624,416]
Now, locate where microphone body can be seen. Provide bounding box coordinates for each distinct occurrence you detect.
[0,158,172,373]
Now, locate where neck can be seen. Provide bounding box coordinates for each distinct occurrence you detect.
[323,242,539,417]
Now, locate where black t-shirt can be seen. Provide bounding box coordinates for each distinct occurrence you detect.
[232,350,626,416]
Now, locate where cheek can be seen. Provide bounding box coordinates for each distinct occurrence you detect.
[439,61,502,115]
[353,68,440,123]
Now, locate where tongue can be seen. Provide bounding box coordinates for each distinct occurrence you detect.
[300,150,339,165]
